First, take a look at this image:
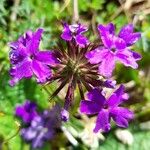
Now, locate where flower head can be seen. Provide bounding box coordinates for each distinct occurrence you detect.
[86,23,141,77]
[17,101,61,148]
[15,100,38,123]
[9,28,59,86]
[80,85,134,133]
[61,22,89,47]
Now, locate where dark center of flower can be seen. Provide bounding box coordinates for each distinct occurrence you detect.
[103,104,109,109]
[30,55,34,59]
[49,41,101,102]
[111,48,116,53]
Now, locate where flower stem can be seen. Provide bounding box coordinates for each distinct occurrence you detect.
[73,0,79,23]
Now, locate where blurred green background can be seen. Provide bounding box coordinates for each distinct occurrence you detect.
[0,0,150,149]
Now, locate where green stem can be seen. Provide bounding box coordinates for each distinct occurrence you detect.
[73,0,79,23]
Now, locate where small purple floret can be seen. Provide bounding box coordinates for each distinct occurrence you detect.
[80,85,134,133]
[61,109,69,122]
[61,22,89,47]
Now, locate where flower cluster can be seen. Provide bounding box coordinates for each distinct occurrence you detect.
[15,101,61,148]
[9,22,141,135]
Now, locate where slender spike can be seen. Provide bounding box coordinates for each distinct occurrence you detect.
[84,77,103,87]
[80,76,93,91]
[77,81,85,100]
[44,75,62,85]
[67,41,73,58]
[49,78,68,101]
[64,85,72,110]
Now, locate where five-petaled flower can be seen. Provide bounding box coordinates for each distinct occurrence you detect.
[61,22,89,47]
[80,85,134,133]
[86,23,141,77]
[9,28,59,86]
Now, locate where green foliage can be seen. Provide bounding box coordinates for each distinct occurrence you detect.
[100,129,150,150]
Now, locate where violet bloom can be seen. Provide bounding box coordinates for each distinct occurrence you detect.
[15,100,38,123]
[9,28,59,86]
[86,23,141,77]
[21,104,61,148]
[61,109,69,122]
[80,85,134,133]
[61,22,89,47]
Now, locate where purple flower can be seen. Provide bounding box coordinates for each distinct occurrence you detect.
[20,104,61,148]
[9,28,59,86]
[80,85,134,133]
[15,100,38,123]
[61,109,69,122]
[61,22,89,47]
[86,23,141,77]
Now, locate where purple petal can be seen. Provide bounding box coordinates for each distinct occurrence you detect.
[9,30,33,49]
[107,85,125,107]
[129,50,142,60]
[76,24,88,34]
[31,60,52,83]
[35,51,59,65]
[114,36,126,49]
[93,109,111,133]
[61,23,72,41]
[98,23,115,35]
[24,100,37,111]
[15,106,25,116]
[98,23,115,48]
[111,107,134,128]
[85,47,109,64]
[116,49,139,69]
[119,24,133,38]
[101,33,114,48]
[9,41,19,50]
[127,33,141,46]
[75,34,89,47]
[119,24,141,46]
[9,60,33,86]
[98,52,116,77]
[80,100,102,115]
[86,88,106,104]
[27,28,43,54]
[113,116,129,128]
[111,107,134,120]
